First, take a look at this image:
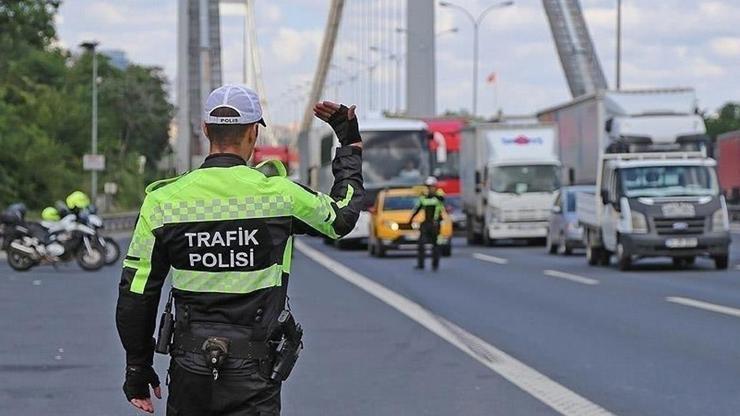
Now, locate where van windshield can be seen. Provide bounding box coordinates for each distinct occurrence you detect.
[619,165,718,197]
[490,165,560,193]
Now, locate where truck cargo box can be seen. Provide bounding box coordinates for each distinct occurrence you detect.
[717,130,740,202]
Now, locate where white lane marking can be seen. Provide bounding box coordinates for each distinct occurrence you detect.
[543,270,599,286]
[296,239,613,416]
[472,252,509,265]
[666,296,740,319]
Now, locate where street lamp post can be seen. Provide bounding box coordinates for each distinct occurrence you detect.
[347,56,378,111]
[616,0,622,90]
[439,1,513,117]
[80,41,99,203]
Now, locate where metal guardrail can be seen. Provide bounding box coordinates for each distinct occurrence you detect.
[101,211,139,232]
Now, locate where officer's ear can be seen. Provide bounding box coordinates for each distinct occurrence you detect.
[202,122,209,139]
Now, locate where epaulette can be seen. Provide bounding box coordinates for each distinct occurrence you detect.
[145,172,188,194]
[255,159,288,178]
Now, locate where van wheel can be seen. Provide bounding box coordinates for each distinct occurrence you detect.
[616,241,631,271]
[713,255,729,270]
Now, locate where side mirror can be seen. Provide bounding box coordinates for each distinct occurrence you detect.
[600,189,609,205]
[551,205,562,214]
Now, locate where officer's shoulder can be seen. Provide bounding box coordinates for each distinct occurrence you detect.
[145,172,189,195]
[254,159,288,178]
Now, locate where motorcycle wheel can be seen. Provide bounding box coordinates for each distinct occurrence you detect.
[76,245,105,271]
[103,237,121,265]
[7,246,36,272]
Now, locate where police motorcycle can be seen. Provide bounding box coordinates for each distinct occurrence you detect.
[0,203,106,272]
[74,205,121,265]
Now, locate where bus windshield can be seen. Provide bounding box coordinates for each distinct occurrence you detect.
[490,165,560,193]
[361,130,429,188]
[619,165,718,197]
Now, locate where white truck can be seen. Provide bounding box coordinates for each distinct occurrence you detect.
[461,123,560,245]
[539,88,731,270]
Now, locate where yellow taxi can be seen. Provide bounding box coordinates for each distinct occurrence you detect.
[368,187,453,257]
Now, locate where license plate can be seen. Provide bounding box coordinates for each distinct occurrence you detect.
[665,237,698,248]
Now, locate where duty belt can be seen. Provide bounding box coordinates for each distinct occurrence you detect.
[172,331,270,360]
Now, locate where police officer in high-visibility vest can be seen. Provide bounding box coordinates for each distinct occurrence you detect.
[410,176,445,271]
[116,84,364,415]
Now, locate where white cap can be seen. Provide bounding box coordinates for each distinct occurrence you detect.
[203,84,266,126]
[424,176,438,186]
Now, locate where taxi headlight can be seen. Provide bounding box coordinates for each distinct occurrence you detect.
[383,220,399,231]
[711,208,729,232]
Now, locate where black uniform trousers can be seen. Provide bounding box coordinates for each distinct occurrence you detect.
[167,360,281,416]
[417,222,440,270]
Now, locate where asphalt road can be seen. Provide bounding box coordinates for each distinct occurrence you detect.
[0,231,738,415]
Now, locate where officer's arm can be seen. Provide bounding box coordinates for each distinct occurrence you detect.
[290,145,364,238]
[115,197,170,367]
[409,200,422,222]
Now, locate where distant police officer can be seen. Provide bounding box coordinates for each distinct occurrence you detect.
[410,176,445,271]
[116,84,364,415]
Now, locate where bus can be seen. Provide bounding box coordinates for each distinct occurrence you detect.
[425,118,466,228]
[317,116,430,246]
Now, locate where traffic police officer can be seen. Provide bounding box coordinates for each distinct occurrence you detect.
[410,176,445,271]
[116,84,364,415]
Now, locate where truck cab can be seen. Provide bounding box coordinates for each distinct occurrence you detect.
[462,123,560,245]
[581,145,731,270]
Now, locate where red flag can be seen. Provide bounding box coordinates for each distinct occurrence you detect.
[486,72,497,84]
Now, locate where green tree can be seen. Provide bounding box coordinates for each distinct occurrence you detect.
[0,0,174,210]
[705,102,740,139]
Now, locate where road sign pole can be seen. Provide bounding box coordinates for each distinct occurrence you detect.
[91,46,98,202]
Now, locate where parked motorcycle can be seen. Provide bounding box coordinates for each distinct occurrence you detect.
[1,204,106,272]
[80,207,120,265]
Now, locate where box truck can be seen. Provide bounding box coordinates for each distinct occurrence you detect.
[461,123,560,245]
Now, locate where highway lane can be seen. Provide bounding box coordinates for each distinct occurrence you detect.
[299,234,740,416]
[0,232,737,415]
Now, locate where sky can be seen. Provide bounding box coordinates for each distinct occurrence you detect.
[55,0,740,126]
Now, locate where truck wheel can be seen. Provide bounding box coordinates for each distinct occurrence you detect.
[465,215,481,245]
[616,241,631,271]
[482,227,491,247]
[713,255,729,270]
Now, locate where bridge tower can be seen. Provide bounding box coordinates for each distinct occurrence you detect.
[542,0,608,97]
